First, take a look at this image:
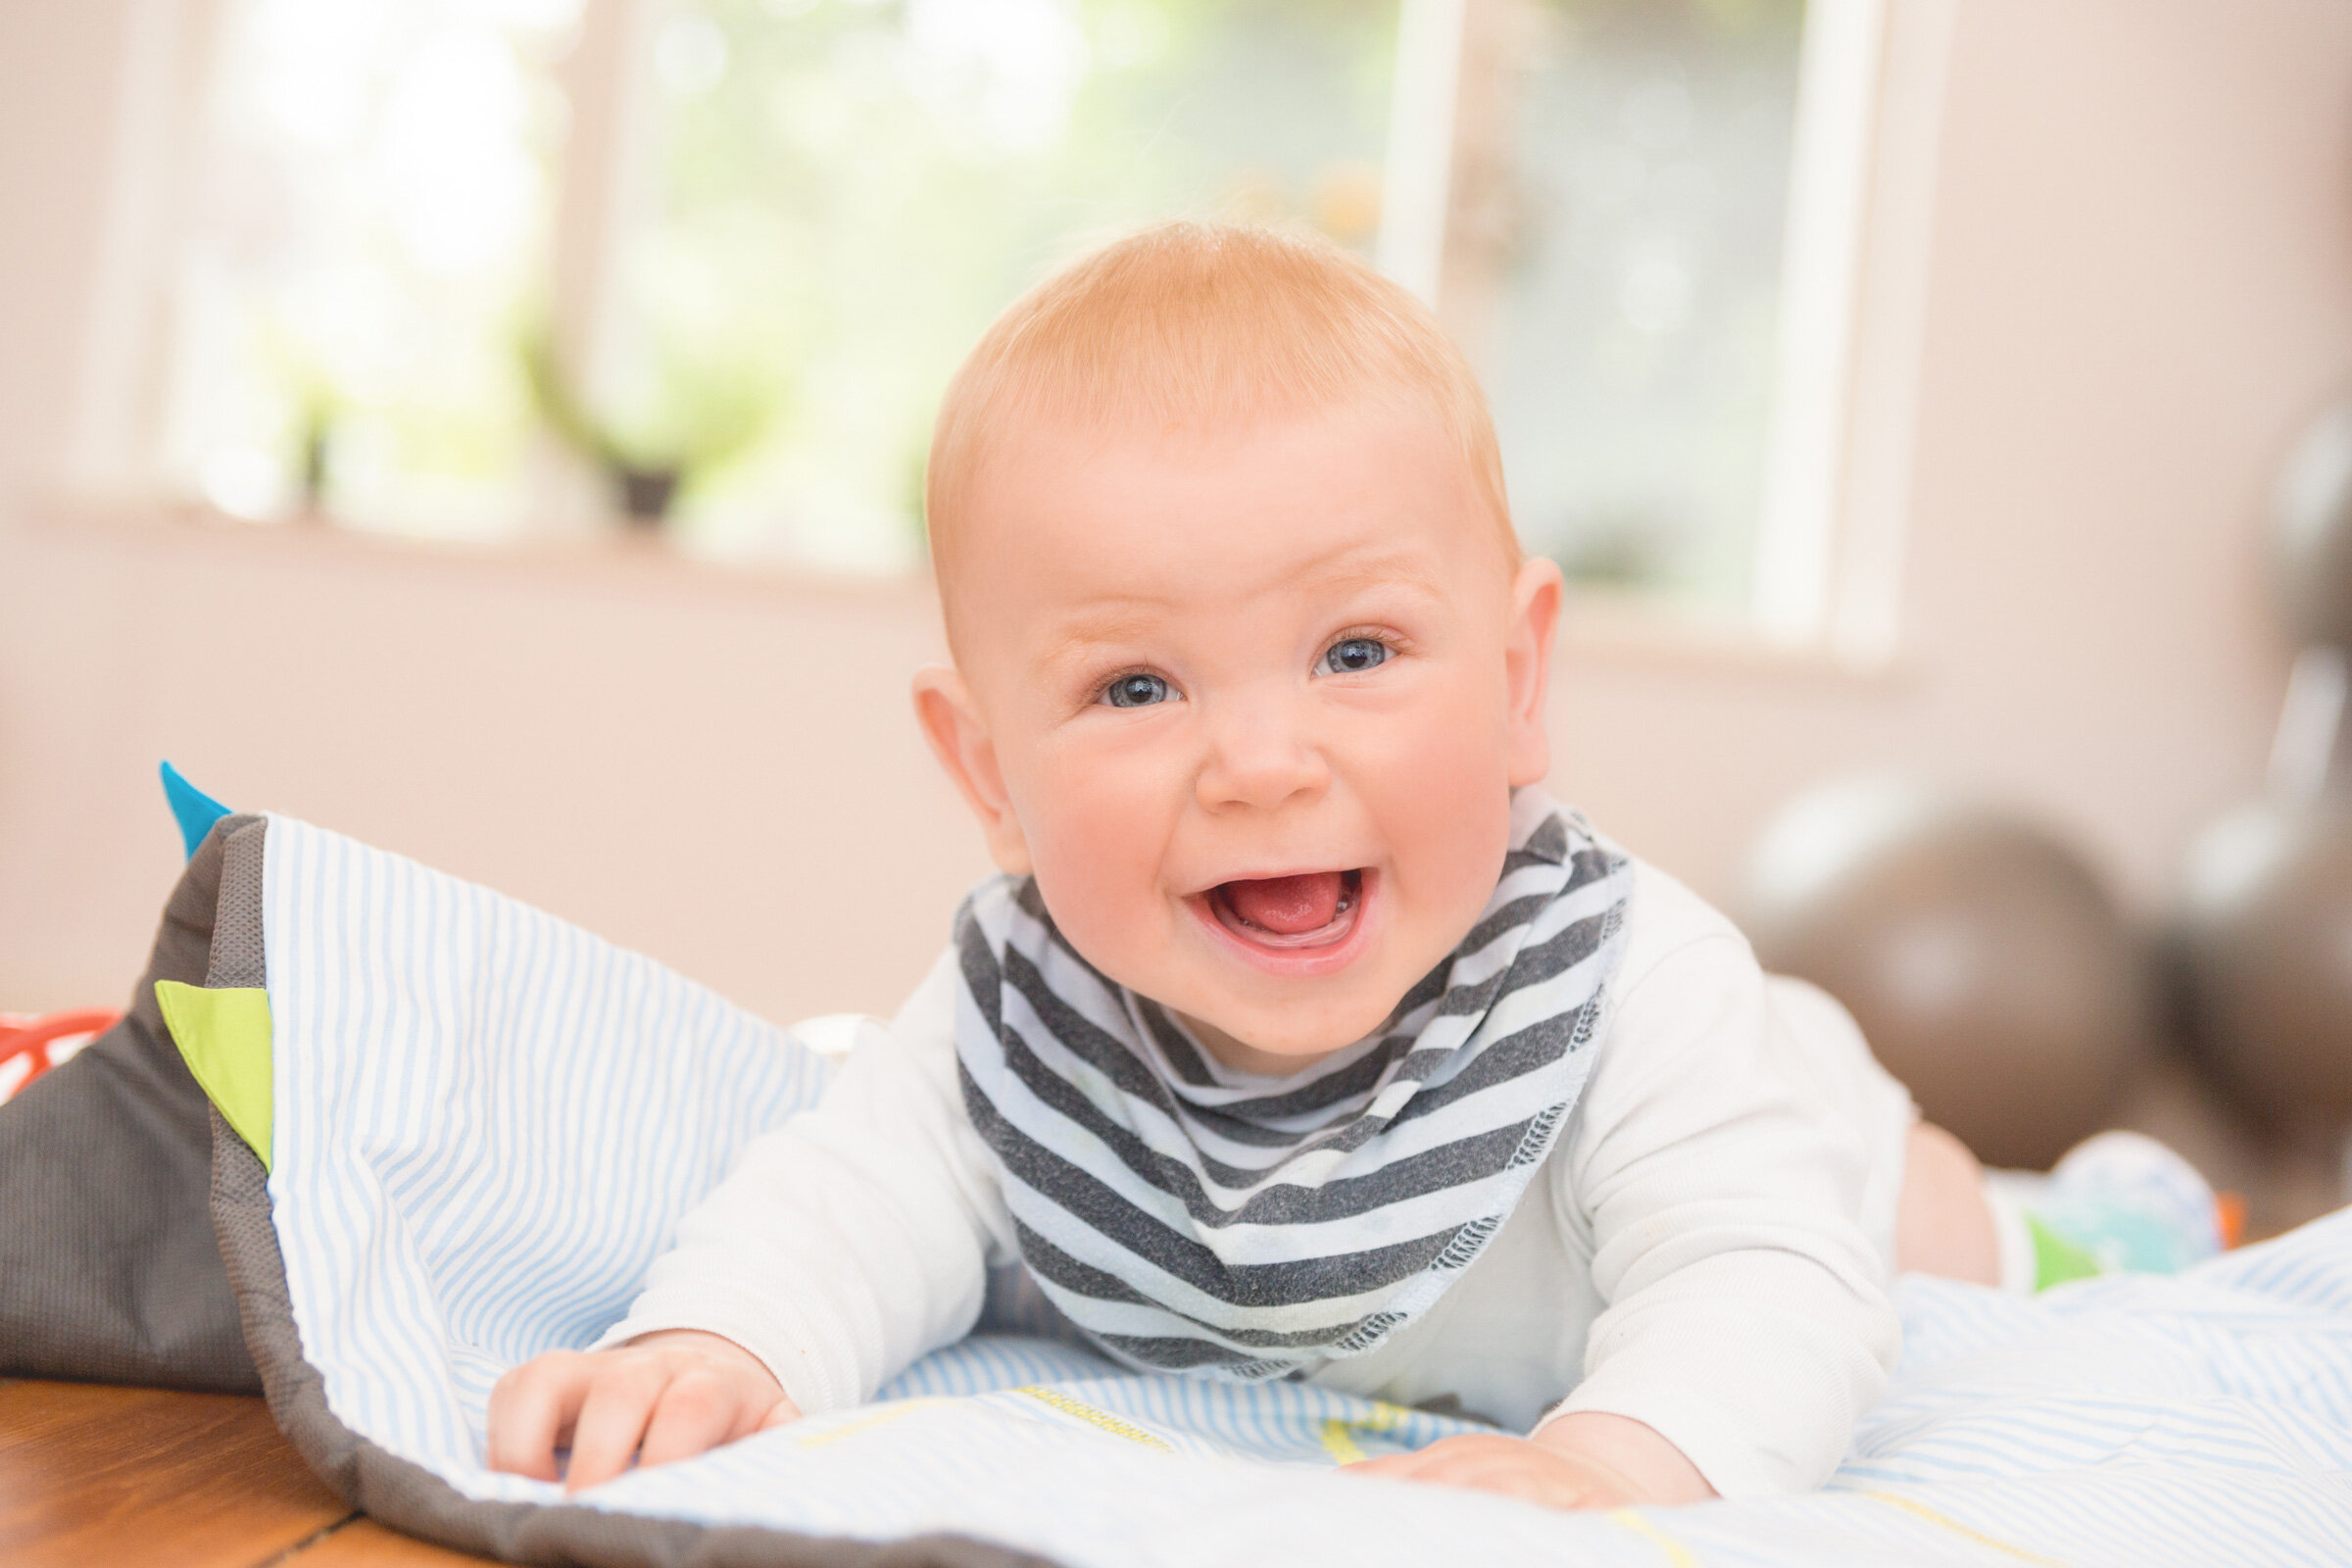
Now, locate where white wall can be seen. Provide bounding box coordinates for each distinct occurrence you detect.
[5,0,2350,1031]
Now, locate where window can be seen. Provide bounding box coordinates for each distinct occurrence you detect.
[1441,0,1807,614]
[159,0,581,536]
[112,0,1888,629]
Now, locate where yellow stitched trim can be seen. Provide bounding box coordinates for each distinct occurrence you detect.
[1319,1401,1411,1464]
[1863,1491,2069,1565]
[1011,1386,1174,1450]
[794,1398,948,1449]
[1606,1509,1699,1568]
[1318,1419,1368,1464]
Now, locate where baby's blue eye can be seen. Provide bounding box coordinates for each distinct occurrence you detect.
[1102,672,1172,709]
[1321,637,1390,675]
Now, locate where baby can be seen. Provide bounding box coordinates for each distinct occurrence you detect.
[485,222,2184,1510]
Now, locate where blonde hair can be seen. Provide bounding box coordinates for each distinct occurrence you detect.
[924,221,1516,617]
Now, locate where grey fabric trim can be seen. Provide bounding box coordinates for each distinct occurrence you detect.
[0,813,267,1392]
[199,822,1060,1568]
[209,816,270,990]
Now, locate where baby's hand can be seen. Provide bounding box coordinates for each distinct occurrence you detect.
[486,1329,800,1490]
[1344,1411,1714,1512]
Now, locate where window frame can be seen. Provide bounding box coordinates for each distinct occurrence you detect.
[1381,0,1951,663]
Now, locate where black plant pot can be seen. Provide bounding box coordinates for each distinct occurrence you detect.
[613,465,681,528]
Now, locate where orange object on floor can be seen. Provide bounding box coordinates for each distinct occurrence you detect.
[2214,1191,2248,1250]
[0,1009,122,1093]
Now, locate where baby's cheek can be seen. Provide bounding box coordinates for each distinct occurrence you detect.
[1017,768,1171,970]
[1366,693,1517,911]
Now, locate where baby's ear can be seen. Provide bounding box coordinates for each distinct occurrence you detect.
[1504,558,1563,788]
[911,665,1034,876]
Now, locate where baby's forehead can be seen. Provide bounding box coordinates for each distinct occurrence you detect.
[991,397,1479,527]
[989,394,1483,514]
[938,400,1515,661]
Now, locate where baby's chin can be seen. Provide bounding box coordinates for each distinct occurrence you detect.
[1173,991,1403,1076]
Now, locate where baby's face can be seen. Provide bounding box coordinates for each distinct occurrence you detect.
[918,402,1560,1071]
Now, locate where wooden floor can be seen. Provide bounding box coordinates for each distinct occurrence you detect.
[0,1378,502,1567]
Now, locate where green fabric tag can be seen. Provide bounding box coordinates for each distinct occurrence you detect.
[2026,1212,2103,1291]
[155,981,273,1172]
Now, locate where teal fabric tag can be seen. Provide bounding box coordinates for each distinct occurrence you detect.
[161,760,234,859]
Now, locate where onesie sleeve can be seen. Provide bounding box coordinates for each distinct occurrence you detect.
[1536,913,1901,1498]
[594,950,1013,1416]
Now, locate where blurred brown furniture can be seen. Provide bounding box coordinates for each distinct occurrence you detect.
[0,1378,496,1567]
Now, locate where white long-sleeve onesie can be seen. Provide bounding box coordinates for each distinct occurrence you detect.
[601,858,1910,1498]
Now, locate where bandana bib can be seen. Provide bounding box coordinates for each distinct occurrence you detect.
[952,789,1634,1380]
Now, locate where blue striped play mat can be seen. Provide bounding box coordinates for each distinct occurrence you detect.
[259,814,2352,1567]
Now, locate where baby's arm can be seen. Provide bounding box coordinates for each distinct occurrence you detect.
[1538,928,1899,1498]
[487,955,1008,1486]
[1355,913,1897,1509]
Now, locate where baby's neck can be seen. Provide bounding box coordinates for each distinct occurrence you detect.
[1176,1010,1352,1079]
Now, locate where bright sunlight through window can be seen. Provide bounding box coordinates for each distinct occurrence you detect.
[152,0,1817,614]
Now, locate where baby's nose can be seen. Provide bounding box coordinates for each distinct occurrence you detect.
[1195,703,1328,812]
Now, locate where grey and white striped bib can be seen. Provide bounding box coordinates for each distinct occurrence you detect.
[952,788,1634,1381]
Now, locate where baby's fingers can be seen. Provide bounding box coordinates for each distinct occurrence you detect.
[1340,1450,1429,1481]
[564,1359,672,1492]
[1343,1436,1487,1484]
[486,1353,593,1481]
[638,1365,756,1470]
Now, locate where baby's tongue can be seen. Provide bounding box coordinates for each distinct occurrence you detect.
[1222,872,1343,935]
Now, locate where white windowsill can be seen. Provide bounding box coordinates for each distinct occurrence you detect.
[27,490,939,612]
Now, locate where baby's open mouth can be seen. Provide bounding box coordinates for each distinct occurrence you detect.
[1207,869,1365,950]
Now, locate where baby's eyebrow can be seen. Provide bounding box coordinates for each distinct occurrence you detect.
[1041,601,1168,651]
[1027,603,1170,682]
[1303,552,1449,601]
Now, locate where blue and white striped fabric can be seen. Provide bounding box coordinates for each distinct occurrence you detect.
[262,816,2352,1567]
